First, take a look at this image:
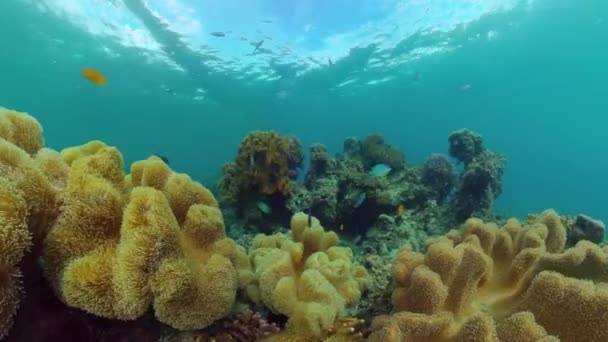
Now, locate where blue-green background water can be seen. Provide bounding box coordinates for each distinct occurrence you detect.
[1,0,606,225]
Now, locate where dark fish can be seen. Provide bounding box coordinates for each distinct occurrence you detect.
[211,32,226,37]
[328,57,333,66]
[153,154,170,165]
[260,20,272,24]
[252,39,264,52]
[353,191,366,208]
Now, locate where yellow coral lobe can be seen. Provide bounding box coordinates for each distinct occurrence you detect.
[369,211,608,342]
[0,178,31,339]
[43,146,248,331]
[248,212,369,338]
[0,107,44,155]
[82,68,107,85]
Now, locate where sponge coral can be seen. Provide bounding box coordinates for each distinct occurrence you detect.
[43,143,250,330]
[218,131,303,202]
[369,209,608,342]
[248,213,369,337]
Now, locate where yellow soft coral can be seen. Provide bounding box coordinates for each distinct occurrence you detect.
[369,209,608,342]
[43,144,249,330]
[0,139,61,243]
[0,107,44,155]
[0,177,32,339]
[249,213,369,337]
[0,109,62,338]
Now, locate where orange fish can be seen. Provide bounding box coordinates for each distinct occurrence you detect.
[82,68,107,85]
[397,204,405,217]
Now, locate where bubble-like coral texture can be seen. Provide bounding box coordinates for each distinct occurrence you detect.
[369,209,608,342]
[43,143,249,330]
[248,213,369,337]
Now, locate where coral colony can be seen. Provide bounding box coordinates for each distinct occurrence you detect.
[1,106,607,341]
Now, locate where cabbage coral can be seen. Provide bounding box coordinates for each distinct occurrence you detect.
[43,143,251,330]
[369,209,608,342]
[219,131,303,202]
[248,213,369,337]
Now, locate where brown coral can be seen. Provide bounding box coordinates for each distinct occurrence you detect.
[359,134,405,171]
[369,209,608,342]
[43,143,250,330]
[218,131,303,202]
[248,213,369,337]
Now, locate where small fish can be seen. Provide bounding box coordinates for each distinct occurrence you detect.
[260,20,272,24]
[413,71,422,82]
[249,154,255,169]
[153,154,170,165]
[251,39,264,52]
[457,83,471,92]
[276,90,288,99]
[257,201,271,214]
[339,223,344,231]
[328,57,333,66]
[353,191,366,208]
[369,164,392,177]
[82,68,107,85]
[397,204,404,217]
[211,31,226,37]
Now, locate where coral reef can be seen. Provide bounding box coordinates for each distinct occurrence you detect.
[355,208,451,321]
[42,143,251,330]
[201,309,281,341]
[421,153,457,204]
[448,129,483,165]
[6,105,602,341]
[449,129,505,223]
[568,214,605,245]
[369,209,608,342]
[218,131,303,203]
[247,213,369,337]
[290,135,437,232]
[346,134,406,171]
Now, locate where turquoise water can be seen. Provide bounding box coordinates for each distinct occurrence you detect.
[1,0,606,224]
